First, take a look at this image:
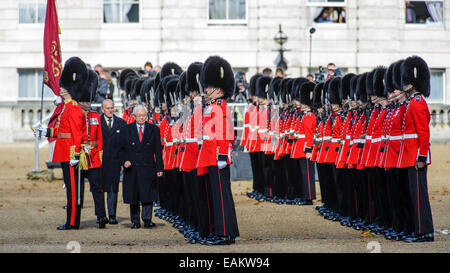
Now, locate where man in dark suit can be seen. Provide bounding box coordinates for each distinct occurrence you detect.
[119,105,164,229]
[101,99,127,224]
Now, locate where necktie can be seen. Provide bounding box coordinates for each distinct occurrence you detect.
[108,118,112,129]
[139,125,143,142]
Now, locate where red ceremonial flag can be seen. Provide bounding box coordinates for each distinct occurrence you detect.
[43,0,63,142]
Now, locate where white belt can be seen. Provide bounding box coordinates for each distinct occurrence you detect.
[381,136,388,141]
[346,135,351,140]
[323,136,332,141]
[258,129,269,133]
[389,135,403,141]
[316,137,323,141]
[243,124,250,128]
[268,132,274,136]
[371,137,381,143]
[197,140,203,145]
[295,134,306,138]
[403,133,418,139]
[202,135,211,140]
[185,138,198,143]
[173,138,179,143]
[366,136,372,140]
[165,142,173,147]
[331,138,341,143]
[350,140,354,145]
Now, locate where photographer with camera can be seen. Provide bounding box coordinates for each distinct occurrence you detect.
[232,71,249,103]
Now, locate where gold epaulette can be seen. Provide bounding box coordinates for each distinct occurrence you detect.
[99,150,103,164]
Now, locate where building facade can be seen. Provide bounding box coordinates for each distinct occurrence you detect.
[0,0,449,142]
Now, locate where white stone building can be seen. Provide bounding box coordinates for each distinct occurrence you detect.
[0,0,450,143]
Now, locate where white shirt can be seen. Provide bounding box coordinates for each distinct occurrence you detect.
[104,115,114,129]
[136,123,145,135]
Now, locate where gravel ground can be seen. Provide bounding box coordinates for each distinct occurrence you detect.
[0,142,449,253]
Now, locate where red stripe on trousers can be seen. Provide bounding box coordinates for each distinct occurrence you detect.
[217,167,226,236]
[204,176,212,234]
[307,159,311,200]
[69,165,76,226]
[416,170,421,234]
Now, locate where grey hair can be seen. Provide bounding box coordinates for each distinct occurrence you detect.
[133,105,148,115]
[101,99,114,108]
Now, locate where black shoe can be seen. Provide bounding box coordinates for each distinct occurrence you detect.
[131,223,141,229]
[109,216,118,225]
[144,221,156,228]
[402,233,434,243]
[98,217,108,229]
[57,224,78,230]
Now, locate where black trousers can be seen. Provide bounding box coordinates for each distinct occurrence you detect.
[298,158,316,201]
[207,165,239,238]
[181,171,195,225]
[388,168,413,233]
[317,163,334,208]
[371,167,390,227]
[107,191,118,218]
[262,154,274,197]
[316,163,327,205]
[191,171,214,237]
[338,168,354,218]
[353,169,368,221]
[130,203,153,224]
[81,168,107,219]
[61,162,82,228]
[285,157,300,200]
[249,152,262,193]
[272,158,287,199]
[407,166,434,235]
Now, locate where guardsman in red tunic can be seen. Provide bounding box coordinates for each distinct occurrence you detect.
[366,67,392,233]
[335,73,357,224]
[35,57,86,230]
[397,56,434,242]
[255,76,273,199]
[196,56,239,245]
[78,70,108,228]
[245,74,263,199]
[296,81,317,205]
[324,77,345,219]
[382,60,413,240]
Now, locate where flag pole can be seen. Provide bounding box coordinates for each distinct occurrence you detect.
[34,71,45,172]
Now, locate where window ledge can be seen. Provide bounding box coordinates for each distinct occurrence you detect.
[207,19,248,26]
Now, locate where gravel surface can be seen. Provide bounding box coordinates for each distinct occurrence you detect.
[0,143,449,253]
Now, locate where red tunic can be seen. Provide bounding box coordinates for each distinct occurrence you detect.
[397,94,431,168]
[197,98,235,168]
[82,111,103,169]
[324,112,343,164]
[317,115,332,164]
[357,107,380,169]
[311,119,324,162]
[365,108,388,167]
[383,103,406,168]
[336,111,354,168]
[52,98,84,163]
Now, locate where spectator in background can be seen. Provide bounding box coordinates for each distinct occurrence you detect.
[306,74,314,82]
[153,65,161,74]
[275,67,285,78]
[103,71,114,100]
[262,67,273,77]
[143,61,156,78]
[316,9,331,23]
[326,62,342,81]
[405,1,417,23]
[93,64,113,112]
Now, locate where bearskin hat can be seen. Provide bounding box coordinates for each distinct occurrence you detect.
[349,74,359,101]
[300,81,316,107]
[313,82,324,110]
[339,73,356,101]
[365,69,376,97]
[119,68,138,91]
[185,62,203,93]
[327,77,341,105]
[79,69,98,102]
[373,66,387,98]
[256,76,272,99]
[291,77,309,101]
[59,56,88,100]
[356,72,368,103]
[164,77,180,108]
[140,77,154,105]
[200,55,235,99]
[401,55,430,97]
[384,62,395,96]
[249,74,263,97]
[322,77,333,106]
[392,59,404,91]
[160,62,183,79]
[268,77,283,101]
[132,78,145,102]
[177,71,188,100]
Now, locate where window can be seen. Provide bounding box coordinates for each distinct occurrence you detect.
[103,0,140,24]
[18,0,46,24]
[18,69,55,99]
[426,70,445,103]
[307,0,346,25]
[405,1,443,26]
[209,0,246,22]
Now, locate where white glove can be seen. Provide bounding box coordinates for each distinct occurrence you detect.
[34,127,49,138]
[70,159,80,167]
[83,145,91,154]
[218,160,227,170]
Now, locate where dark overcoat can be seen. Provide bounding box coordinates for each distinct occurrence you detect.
[119,121,164,204]
[101,114,127,192]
